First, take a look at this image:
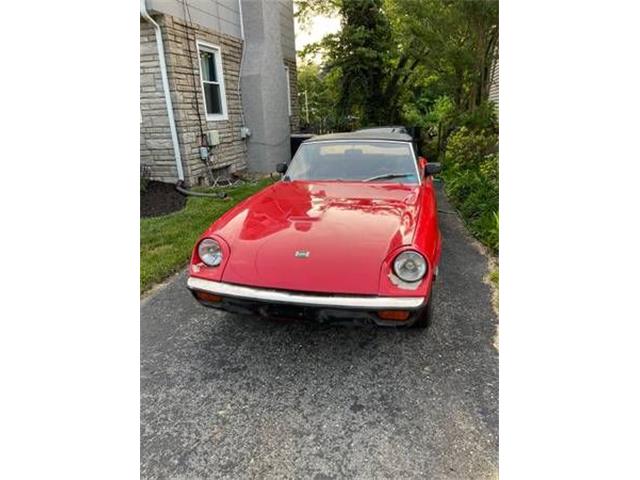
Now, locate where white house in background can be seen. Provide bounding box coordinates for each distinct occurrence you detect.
[489,57,499,113]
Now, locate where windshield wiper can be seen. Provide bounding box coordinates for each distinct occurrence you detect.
[363,172,415,182]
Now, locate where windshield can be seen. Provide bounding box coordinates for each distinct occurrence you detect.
[284,141,419,183]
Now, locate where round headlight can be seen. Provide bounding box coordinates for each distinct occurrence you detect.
[393,251,427,282]
[198,238,223,266]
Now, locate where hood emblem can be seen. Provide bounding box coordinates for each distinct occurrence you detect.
[294,250,310,258]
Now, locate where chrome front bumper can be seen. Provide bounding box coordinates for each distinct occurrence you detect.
[187,277,425,310]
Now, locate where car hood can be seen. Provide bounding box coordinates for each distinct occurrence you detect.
[213,181,423,295]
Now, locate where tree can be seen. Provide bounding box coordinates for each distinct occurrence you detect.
[326,0,393,125]
[294,0,498,134]
[385,0,498,112]
[297,62,344,132]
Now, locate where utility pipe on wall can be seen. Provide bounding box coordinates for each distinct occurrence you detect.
[237,0,247,128]
[140,0,185,182]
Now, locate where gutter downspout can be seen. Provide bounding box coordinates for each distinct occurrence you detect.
[237,0,246,128]
[140,0,185,182]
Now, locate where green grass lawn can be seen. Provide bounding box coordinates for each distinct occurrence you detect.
[140,178,273,293]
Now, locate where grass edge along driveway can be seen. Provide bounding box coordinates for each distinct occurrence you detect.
[140,178,272,293]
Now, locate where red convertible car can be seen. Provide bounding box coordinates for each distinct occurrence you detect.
[187,131,442,328]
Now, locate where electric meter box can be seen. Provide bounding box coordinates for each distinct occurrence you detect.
[206,130,220,146]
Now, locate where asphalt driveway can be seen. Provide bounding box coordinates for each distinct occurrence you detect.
[141,185,499,479]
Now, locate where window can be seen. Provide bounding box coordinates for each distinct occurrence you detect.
[284,65,292,116]
[197,41,228,121]
[285,141,420,184]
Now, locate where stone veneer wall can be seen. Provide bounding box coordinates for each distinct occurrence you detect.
[284,58,300,133]
[140,14,248,185]
[140,19,176,183]
[141,13,301,183]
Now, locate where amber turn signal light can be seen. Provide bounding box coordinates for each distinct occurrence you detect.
[377,310,410,321]
[195,291,222,303]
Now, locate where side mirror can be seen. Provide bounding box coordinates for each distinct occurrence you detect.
[418,156,427,169]
[424,162,442,176]
[276,163,288,174]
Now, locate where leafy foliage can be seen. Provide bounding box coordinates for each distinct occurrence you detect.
[386,0,498,111]
[297,62,349,132]
[442,128,499,252]
[324,0,394,126]
[296,0,497,133]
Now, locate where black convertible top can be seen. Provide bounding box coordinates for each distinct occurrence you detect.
[302,131,413,144]
[356,125,409,135]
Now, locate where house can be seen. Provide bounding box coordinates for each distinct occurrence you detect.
[489,57,499,113]
[140,0,300,185]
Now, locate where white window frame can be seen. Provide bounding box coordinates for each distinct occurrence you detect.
[196,40,228,122]
[284,64,292,116]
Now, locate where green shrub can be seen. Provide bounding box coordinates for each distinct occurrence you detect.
[445,127,498,167]
[442,127,499,252]
[459,101,498,133]
[489,267,499,287]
